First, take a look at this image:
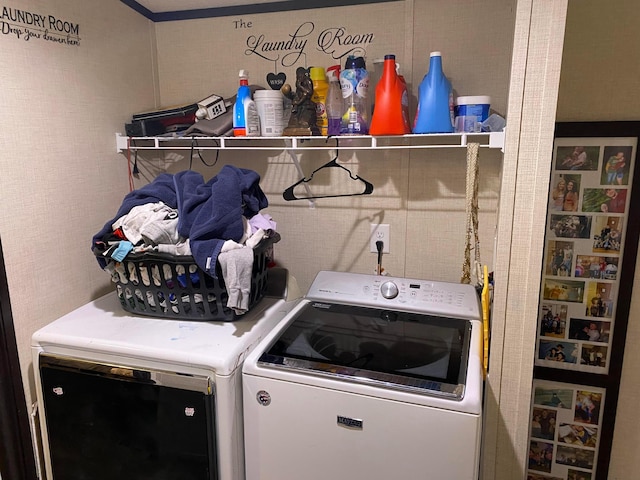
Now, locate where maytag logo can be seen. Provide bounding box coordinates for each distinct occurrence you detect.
[256,390,271,406]
[337,415,363,429]
[312,302,331,309]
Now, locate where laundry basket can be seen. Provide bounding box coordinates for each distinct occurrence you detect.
[99,234,278,321]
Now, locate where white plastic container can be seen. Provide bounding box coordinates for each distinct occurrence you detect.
[454,96,491,133]
[254,90,285,137]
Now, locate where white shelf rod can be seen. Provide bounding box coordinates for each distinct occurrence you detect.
[115,131,505,153]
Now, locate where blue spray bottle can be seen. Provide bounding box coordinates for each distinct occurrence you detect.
[233,70,260,137]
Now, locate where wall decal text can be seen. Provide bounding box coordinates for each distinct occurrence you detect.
[1,5,80,46]
[239,20,374,68]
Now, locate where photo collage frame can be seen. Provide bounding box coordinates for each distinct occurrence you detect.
[535,137,637,374]
[527,379,605,480]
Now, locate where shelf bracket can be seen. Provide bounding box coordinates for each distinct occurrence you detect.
[489,130,506,152]
[115,133,129,153]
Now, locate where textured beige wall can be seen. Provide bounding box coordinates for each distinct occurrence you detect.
[151,0,514,292]
[0,0,157,405]
[557,1,640,478]
[558,0,640,123]
[3,1,600,479]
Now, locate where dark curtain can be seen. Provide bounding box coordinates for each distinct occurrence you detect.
[0,237,37,480]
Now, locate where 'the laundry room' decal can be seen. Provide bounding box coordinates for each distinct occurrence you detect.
[237,20,374,69]
[0,5,80,46]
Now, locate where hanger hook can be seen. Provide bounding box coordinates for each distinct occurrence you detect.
[325,136,339,150]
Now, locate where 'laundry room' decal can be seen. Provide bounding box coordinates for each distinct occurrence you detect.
[0,5,80,46]
[240,20,373,69]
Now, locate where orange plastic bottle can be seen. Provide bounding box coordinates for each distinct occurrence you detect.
[369,54,411,135]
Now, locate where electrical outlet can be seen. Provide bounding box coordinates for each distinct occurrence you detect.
[370,224,390,253]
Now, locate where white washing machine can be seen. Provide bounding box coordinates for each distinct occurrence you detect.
[31,274,300,480]
[243,271,484,480]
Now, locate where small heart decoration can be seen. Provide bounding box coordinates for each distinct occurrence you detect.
[267,72,287,90]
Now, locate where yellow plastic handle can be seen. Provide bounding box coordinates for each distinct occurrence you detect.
[481,265,490,378]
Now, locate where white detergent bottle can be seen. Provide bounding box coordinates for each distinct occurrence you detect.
[233,70,261,137]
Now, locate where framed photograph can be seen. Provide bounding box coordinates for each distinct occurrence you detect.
[549,214,592,239]
[534,386,574,409]
[580,344,608,368]
[545,240,575,276]
[556,445,595,470]
[600,146,632,185]
[531,407,558,441]
[557,423,598,448]
[542,279,585,303]
[539,303,568,338]
[592,216,623,253]
[567,470,592,480]
[574,255,618,280]
[538,340,579,364]
[568,318,610,344]
[527,475,564,480]
[582,188,628,214]
[551,174,581,212]
[536,124,638,375]
[529,379,605,480]
[555,146,600,171]
[528,475,564,480]
[529,440,555,473]
[532,122,640,480]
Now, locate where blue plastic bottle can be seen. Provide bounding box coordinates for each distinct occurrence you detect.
[413,52,454,134]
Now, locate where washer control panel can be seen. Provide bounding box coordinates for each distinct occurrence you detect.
[307,271,481,318]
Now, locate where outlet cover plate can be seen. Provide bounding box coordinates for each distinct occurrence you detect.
[370,224,390,253]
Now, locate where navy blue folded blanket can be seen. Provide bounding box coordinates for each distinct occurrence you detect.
[92,166,268,278]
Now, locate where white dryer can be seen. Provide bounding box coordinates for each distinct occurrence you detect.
[31,276,300,480]
[242,271,484,480]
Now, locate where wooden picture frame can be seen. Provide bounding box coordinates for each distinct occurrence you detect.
[531,121,640,480]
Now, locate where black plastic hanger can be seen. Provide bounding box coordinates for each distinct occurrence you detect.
[282,156,374,201]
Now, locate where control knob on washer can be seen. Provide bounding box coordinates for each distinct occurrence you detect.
[380,281,399,299]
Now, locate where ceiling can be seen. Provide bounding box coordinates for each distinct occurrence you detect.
[121,0,393,21]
